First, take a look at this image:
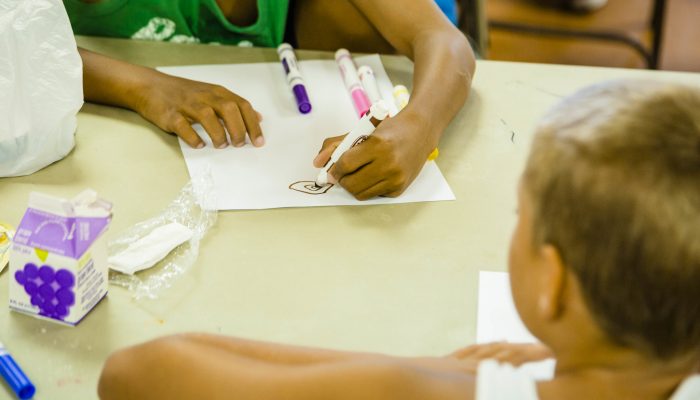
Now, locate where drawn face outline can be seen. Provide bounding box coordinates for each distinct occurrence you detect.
[289,181,334,195]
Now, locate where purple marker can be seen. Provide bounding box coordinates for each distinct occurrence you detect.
[277,43,312,114]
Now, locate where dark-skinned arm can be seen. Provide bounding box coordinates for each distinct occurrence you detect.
[79,47,263,149]
[314,0,475,199]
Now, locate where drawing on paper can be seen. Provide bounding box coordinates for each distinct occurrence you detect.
[289,181,334,195]
[352,135,368,147]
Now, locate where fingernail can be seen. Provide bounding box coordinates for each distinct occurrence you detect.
[254,136,265,147]
[196,142,204,149]
[234,141,245,148]
[216,142,229,149]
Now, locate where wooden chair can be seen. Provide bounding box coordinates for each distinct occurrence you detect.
[458,0,490,57]
[486,0,667,69]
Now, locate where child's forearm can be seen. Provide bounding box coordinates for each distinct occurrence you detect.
[98,334,473,400]
[78,47,150,112]
[405,30,475,151]
[349,0,475,152]
[175,333,377,365]
[176,333,473,373]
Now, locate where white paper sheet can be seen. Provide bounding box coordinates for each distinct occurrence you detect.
[158,55,455,210]
[477,271,556,380]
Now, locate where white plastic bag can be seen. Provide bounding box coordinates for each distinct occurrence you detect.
[0,0,83,177]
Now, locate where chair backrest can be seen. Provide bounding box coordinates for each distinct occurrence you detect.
[457,0,489,57]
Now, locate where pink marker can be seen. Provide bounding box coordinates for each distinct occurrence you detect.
[335,48,371,118]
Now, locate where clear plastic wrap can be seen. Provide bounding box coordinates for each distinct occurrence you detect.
[108,173,217,299]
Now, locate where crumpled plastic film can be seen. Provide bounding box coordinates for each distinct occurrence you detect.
[108,173,217,299]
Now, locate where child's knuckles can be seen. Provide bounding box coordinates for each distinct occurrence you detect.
[212,84,231,97]
[220,101,241,115]
[187,103,210,117]
[236,98,254,111]
[171,116,190,132]
[334,158,351,175]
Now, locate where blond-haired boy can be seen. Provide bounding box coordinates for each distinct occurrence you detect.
[97,80,700,400]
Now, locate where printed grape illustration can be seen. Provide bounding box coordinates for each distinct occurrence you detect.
[15,263,75,320]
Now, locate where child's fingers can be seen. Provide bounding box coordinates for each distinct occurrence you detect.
[492,349,518,364]
[189,106,228,149]
[217,102,248,147]
[465,342,509,360]
[381,189,405,198]
[313,143,337,167]
[313,135,345,167]
[171,115,204,149]
[237,100,264,147]
[336,160,385,199]
[450,344,481,359]
[353,179,390,201]
[330,144,375,183]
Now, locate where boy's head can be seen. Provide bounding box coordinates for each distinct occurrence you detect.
[509,80,700,362]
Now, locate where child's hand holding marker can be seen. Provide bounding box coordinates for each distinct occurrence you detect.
[315,101,390,187]
[313,50,440,200]
[80,49,264,150]
[313,111,436,200]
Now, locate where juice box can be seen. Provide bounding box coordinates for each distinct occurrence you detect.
[9,190,112,325]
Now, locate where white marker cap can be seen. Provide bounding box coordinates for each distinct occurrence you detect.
[369,100,389,120]
[357,65,373,77]
[315,170,328,187]
[277,42,293,55]
[392,85,410,111]
[334,48,350,61]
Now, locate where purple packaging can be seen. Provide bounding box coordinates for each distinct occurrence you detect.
[9,190,112,326]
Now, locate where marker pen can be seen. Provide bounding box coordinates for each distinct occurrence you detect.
[392,85,410,111]
[0,222,14,273]
[0,341,35,400]
[392,85,439,161]
[316,100,390,186]
[357,65,382,105]
[335,49,371,118]
[277,43,312,114]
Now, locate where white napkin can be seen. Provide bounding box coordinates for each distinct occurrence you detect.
[109,222,193,275]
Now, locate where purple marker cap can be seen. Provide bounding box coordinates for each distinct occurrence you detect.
[292,84,312,114]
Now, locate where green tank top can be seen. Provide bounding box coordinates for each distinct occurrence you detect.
[63,0,289,47]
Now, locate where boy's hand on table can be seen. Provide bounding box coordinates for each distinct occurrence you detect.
[447,342,554,373]
[313,112,433,200]
[135,72,264,149]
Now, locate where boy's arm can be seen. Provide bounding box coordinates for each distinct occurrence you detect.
[98,334,475,400]
[314,0,475,199]
[79,48,263,149]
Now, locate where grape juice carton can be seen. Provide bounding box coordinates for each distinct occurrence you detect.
[9,190,112,326]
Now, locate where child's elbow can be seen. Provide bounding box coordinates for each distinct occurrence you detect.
[446,31,476,83]
[99,335,196,399]
[98,347,138,400]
